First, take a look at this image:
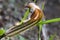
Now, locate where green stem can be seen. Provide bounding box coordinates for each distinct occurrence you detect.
[20,8,29,24]
[39,18,60,24]
[38,24,43,40]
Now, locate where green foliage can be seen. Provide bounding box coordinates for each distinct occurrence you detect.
[0,28,5,36]
[49,34,56,40]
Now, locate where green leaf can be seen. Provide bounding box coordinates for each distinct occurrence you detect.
[0,29,5,36]
[49,34,56,40]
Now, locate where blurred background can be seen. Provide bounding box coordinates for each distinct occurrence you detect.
[0,0,60,40]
